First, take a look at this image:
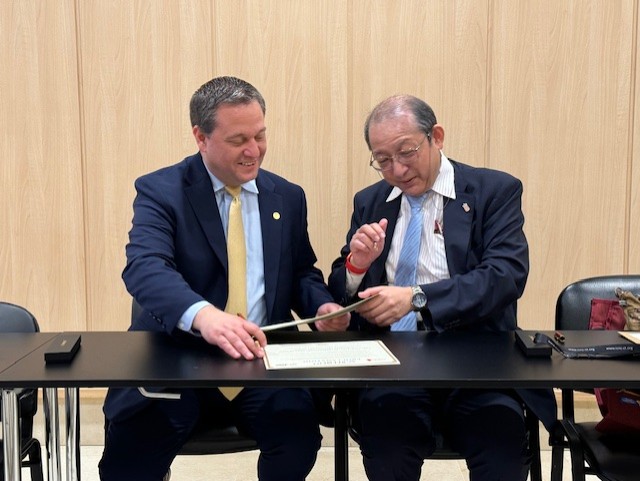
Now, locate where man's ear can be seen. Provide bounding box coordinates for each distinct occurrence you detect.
[431,124,445,148]
[192,125,206,147]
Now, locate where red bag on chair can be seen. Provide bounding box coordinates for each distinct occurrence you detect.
[588,297,640,433]
[588,298,626,331]
[594,389,640,433]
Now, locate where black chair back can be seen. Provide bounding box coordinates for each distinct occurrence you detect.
[555,275,640,330]
[551,275,640,481]
[0,301,44,481]
[0,301,40,333]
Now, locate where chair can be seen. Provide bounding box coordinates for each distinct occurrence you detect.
[0,302,44,481]
[346,394,543,481]
[551,275,640,481]
[130,300,258,473]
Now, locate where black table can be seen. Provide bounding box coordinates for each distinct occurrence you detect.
[0,333,59,481]
[0,333,58,373]
[2,330,639,481]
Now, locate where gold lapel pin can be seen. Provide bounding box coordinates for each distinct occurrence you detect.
[273,212,281,220]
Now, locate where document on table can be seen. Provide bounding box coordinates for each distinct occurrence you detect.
[619,331,640,344]
[263,340,400,370]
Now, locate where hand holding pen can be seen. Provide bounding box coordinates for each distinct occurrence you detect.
[192,306,265,360]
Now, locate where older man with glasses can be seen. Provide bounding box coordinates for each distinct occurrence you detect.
[328,94,557,481]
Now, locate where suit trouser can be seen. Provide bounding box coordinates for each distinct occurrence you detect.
[99,387,323,481]
[353,388,530,481]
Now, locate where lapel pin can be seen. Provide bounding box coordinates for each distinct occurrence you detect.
[273,212,281,220]
[462,203,470,213]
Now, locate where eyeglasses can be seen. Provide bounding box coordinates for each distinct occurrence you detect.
[369,133,430,172]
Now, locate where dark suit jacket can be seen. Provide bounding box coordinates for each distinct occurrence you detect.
[328,159,557,430]
[105,152,333,421]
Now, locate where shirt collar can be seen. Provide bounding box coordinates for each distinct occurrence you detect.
[202,160,259,195]
[386,151,456,202]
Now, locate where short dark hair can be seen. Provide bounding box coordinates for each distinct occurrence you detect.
[364,95,437,149]
[189,76,266,134]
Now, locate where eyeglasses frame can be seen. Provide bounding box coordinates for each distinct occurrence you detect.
[369,132,432,172]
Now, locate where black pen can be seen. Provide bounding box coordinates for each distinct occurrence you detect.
[554,331,565,344]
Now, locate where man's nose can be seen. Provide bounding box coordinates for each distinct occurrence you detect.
[391,159,409,176]
[243,139,261,158]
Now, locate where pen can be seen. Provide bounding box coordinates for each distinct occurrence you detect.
[554,331,565,344]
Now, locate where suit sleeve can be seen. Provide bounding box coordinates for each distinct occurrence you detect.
[122,175,206,333]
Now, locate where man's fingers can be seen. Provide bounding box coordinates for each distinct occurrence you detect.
[218,324,265,360]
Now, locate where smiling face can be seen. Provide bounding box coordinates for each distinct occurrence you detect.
[368,112,444,197]
[192,101,266,187]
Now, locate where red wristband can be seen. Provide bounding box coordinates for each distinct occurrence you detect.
[346,252,368,274]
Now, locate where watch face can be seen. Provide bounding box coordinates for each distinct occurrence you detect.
[412,288,427,310]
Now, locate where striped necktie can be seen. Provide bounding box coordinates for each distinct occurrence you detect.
[391,194,426,331]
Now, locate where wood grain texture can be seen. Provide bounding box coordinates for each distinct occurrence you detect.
[77,0,212,330]
[490,0,634,328]
[2,0,638,332]
[0,0,86,331]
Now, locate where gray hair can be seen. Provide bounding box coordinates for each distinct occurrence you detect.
[364,95,437,149]
[190,76,266,134]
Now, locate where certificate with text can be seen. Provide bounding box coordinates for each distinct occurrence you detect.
[263,340,400,370]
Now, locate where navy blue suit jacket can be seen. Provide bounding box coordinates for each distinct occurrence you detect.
[105,152,333,421]
[328,159,557,430]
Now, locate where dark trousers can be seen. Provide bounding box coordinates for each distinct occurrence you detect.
[353,388,530,481]
[99,387,322,481]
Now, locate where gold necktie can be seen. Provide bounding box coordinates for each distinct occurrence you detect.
[224,185,247,317]
[220,185,246,400]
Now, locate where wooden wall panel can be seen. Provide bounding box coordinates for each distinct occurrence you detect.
[0,0,86,331]
[349,0,489,196]
[3,0,640,332]
[630,1,640,273]
[211,0,349,275]
[490,0,635,329]
[78,0,212,330]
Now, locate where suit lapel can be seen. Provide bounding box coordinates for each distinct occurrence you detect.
[183,155,228,270]
[256,173,282,319]
[443,168,474,276]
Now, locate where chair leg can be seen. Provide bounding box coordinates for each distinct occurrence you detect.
[27,440,44,481]
[527,420,542,481]
[562,420,587,481]
[550,444,564,481]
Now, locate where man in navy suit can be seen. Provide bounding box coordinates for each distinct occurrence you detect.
[99,76,349,481]
[328,95,557,481]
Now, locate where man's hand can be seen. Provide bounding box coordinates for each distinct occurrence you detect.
[314,302,350,331]
[355,286,413,328]
[348,218,388,271]
[192,305,266,360]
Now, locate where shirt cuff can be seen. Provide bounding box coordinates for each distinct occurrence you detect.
[346,270,366,297]
[178,300,211,333]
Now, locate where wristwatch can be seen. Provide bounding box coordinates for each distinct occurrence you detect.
[410,285,427,311]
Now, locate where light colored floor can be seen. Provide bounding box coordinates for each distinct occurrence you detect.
[36,445,573,481]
